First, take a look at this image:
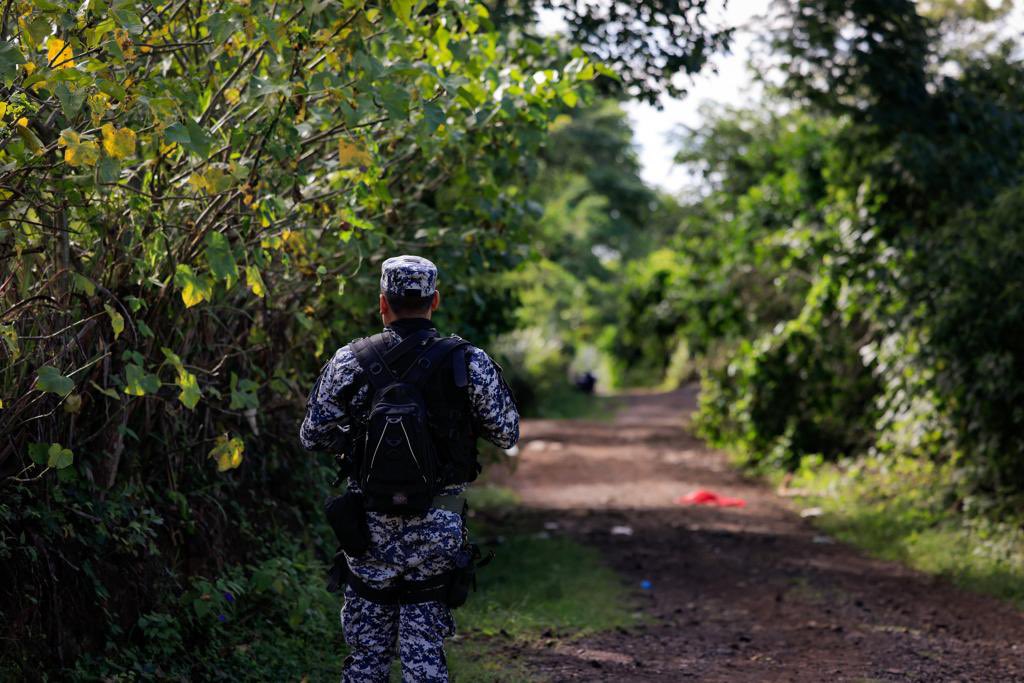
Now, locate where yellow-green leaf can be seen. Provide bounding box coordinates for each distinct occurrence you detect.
[101,123,136,159]
[90,380,120,401]
[46,443,74,469]
[63,393,82,414]
[0,324,19,360]
[161,347,183,369]
[391,0,412,25]
[88,92,109,126]
[60,129,101,168]
[68,142,100,167]
[123,362,160,396]
[104,304,124,339]
[175,264,213,307]
[338,138,371,167]
[15,118,44,155]
[71,272,96,295]
[209,434,244,472]
[177,370,201,410]
[246,265,266,298]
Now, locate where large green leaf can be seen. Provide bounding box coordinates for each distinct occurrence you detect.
[36,366,74,395]
[123,363,161,396]
[205,232,239,287]
[55,83,86,120]
[46,443,74,469]
[166,119,212,158]
[391,0,413,25]
[0,41,26,81]
[27,443,50,465]
[229,372,259,410]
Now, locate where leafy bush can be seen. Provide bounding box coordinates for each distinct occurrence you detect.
[697,276,879,471]
[686,3,1024,510]
[896,187,1024,499]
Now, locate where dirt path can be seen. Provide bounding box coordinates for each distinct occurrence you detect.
[491,387,1024,682]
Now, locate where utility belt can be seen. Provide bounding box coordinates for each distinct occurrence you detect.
[324,491,491,608]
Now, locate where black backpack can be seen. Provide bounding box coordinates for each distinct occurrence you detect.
[350,330,469,515]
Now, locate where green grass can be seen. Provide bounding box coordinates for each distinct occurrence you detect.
[441,483,638,680]
[465,483,521,513]
[787,455,1024,607]
[460,534,635,637]
[531,386,617,421]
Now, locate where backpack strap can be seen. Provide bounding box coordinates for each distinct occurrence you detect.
[452,344,469,388]
[350,334,395,393]
[402,336,471,387]
[382,328,436,367]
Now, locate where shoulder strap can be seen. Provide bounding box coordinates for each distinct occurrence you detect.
[402,336,471,387]
[452,344,469,388]
[351,334,394,393]
[382,329,435,366]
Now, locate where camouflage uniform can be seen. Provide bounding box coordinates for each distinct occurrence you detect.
[300,255,519,683]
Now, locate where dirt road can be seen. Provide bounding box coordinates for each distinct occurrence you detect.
[494,387,1024,682]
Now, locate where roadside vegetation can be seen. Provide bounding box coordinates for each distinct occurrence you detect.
[49,482,633,681]
[786,456,1024,609]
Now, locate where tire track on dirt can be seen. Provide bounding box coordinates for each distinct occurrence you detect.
[492,386,1024,682]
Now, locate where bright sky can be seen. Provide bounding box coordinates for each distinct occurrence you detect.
[621,0,770,194]
[539,1,1024,195]
[538,0,770,194]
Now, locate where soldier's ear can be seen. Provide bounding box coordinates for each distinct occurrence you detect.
[379,293,389,315]
[431,290,440,311]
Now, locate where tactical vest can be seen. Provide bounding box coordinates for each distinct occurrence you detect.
[342,321,481,486]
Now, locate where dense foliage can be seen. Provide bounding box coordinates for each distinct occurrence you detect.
[699,1,1024,502]
[490,0,732,104]
[495,99,685,398]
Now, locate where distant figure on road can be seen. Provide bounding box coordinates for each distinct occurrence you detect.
[299,255,520,682]
[574,370,597,395]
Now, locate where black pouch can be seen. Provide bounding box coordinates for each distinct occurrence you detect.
[326,551,348,594]
[325,490,371,557]
[445,544,492,608]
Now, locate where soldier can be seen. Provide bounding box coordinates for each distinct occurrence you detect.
[300,255,520,683]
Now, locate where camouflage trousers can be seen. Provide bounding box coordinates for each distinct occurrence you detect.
[341,587,455,682]
[341,489,465,683]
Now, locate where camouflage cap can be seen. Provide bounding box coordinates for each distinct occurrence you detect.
[380,255,437,297]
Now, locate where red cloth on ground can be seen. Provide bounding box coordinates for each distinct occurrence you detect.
[674,489,746,508]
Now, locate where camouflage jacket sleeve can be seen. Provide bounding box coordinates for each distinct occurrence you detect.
[299,345,369,452]
[465,346,520,449]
